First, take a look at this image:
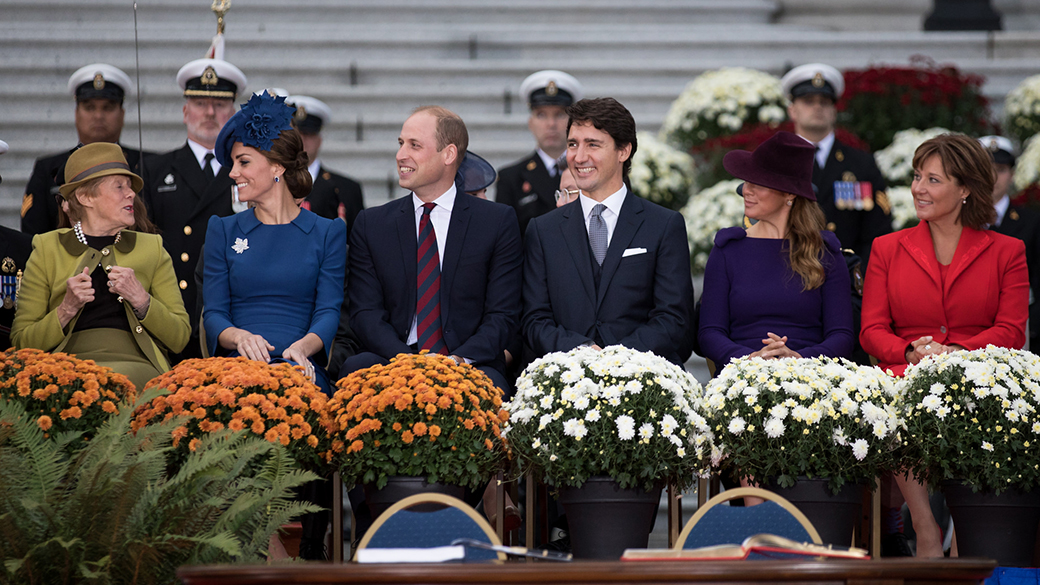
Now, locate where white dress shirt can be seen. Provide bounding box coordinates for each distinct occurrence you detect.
[813,132,836,169]
[580,185,627,247]
[993,194,1011,228]
[406,184,456,346]
[537,148,563,177]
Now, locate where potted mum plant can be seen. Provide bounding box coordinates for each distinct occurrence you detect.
[899,346,1040,566]
[628,132,696,212]
[699,356,901,545]
[505,345,710,559]
[133,356,333,472]
[325,352,508,518]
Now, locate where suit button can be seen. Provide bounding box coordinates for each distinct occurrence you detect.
[179,280,188,290]
[183,226,192,236]
[940,326,947,334]
[826,222,837,232]
[104,264,112,272]
[135,326,143,333]
[181,252,189,262]
[117,296,124,303]
[101,248,110,256]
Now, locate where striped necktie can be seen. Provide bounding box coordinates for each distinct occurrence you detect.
[416,202,447,354]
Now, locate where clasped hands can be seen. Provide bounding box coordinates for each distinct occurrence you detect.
[233,331,316,383]
[749,332,802,359]
[905,336,964,365]
[59,266,150,326]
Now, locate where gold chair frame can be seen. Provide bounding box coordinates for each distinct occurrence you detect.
[674,486,823,549]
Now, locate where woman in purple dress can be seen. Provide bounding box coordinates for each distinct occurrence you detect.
[699,131,854,368]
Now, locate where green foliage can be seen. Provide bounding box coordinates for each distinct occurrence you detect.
[0,389,320,585]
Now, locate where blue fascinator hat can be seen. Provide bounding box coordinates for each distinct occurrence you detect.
[455,151,497,194]
[215,92,296,167]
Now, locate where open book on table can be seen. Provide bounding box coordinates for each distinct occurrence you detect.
[622,533,870,561]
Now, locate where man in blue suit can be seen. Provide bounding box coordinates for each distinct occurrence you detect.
[522,98,694,365]
[341,106,522,393]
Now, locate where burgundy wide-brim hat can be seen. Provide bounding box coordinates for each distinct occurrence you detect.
[722,131,817,200]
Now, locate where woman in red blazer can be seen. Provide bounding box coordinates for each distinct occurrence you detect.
[861,133,1028,557]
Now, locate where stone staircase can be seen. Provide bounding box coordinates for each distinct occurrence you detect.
[1,0,1038,227]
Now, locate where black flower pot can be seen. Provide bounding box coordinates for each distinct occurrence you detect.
[557,476,661,559]
[363,476,466,520]
[942,480,1040,567]
[771,478,863,547]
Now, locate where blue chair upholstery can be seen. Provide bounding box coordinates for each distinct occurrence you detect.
[677,487,822,551]
[355,493,503,562]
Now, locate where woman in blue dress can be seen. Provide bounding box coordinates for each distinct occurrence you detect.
[698,131,854,368]
[203,92,346,396]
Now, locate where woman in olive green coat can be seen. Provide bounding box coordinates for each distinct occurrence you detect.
[13,143,190,390]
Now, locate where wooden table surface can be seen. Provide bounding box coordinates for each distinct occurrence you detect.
[178,558,997,585]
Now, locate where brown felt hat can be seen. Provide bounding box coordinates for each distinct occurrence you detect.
[59,142,143,199]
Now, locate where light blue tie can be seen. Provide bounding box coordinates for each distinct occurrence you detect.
[589,204,607,265]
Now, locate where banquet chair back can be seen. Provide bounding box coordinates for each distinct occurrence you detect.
[354,493,505,562]
[676,487,821,549]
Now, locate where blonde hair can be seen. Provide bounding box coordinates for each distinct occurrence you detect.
[786,197,827,291]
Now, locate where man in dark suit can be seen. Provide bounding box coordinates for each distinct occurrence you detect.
[522,97,694,366]
[782,63,892,262]
[21,64,149,235]
[285,94,365,238]
[981,135,1040,351]
[496,70,584,237]
[140,57,247,361]
[342,105,522,392]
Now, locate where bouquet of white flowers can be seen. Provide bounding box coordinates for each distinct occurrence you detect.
[1005,74,1040,146]
[661,68,787,152]
[628,132,696,212]
[887,186,919,231]
[874,127,950,186]
[680,179,746,275]
[899,346,1040,494]
[504,345,710,492]
[699,356,901,493]
[1014,134,1040,193]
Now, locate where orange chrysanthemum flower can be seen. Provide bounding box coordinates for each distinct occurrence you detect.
[37,415,52,431]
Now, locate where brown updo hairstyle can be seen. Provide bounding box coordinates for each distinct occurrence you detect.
[58,177,157,234]
[911,133,996,230]
[263,128,312,201]
[786,196,828,291]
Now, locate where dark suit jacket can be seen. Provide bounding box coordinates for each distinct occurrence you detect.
[303,165,365,238]
[522,190,695,365]
[21,144,148,235]
[992,204,1040,348]
[813,139,892,262]
[0,226,32,349]
[348,192,523,371]
[496,151,558,237]
[140,143,235,327]
[861,221,1028,376]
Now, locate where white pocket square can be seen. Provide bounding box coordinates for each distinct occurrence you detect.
[622,247,647,258]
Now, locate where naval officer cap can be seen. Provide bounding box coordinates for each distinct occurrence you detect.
[177,58,247,100]
[978,135,1017,167]
[781,63,844,102]
[67,63,132,103]
[285,95,332,135]
[520,70,584,109]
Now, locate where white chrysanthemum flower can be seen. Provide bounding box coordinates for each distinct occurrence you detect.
[638,423,654,440]
[982,441,995,452]
[585,409,601,422]
[764,417,785,438]
[874,127,951,186]
[616,415,636,440]
[531,438,541,449]
[728,417,746,435]
[922,394,942,410]
[852,439,869,461]
[538,413,553,429]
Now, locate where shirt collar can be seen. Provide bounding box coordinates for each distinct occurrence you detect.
[187,139,217,169]
[580,184,627,220]
[814,132,836,166]
[412,183,457,214]
[307,159,321,183]
[536,149,561,174]
[993,194,1011,226]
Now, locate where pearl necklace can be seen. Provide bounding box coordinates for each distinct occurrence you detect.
[74,221,121,247]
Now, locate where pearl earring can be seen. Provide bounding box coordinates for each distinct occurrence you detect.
[786,200,793,206]
[961,197,967,204]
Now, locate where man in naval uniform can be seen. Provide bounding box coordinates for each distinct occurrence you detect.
[496,70,584,237]
[140,58,247,361]
[782,63,891,262]
[981,135,1040,351]
[21,64,149,235]
[0,141,32,349]
[285,95,365,238]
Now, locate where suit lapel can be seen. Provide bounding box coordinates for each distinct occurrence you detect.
[172,145,207,204]
[396,197,418,322]
[899,221,942,289]
[597,191,643,308]
[440,196,471,321]
[559,201,596,304]
[946,227,993,297]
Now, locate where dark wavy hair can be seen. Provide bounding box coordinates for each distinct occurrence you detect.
[566,98,638,178]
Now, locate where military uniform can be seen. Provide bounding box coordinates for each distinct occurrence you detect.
[140,144,235,355]
[496,152,559,237]
[992,204,1040,349]
[0,227,32,349]
[21,145,148,235]
[303,166,364,238]
[813,140,892,261]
